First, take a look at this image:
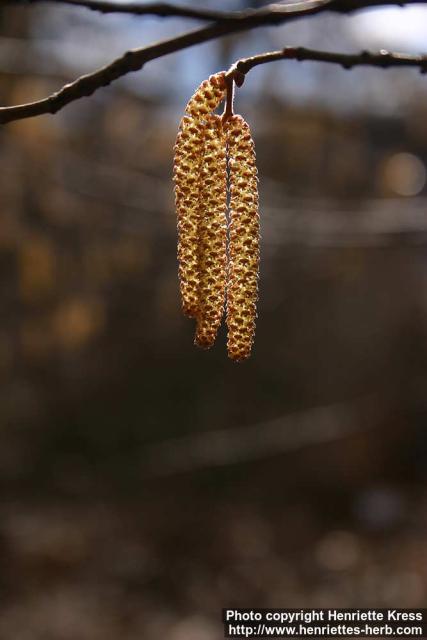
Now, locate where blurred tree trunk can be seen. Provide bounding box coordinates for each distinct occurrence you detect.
[0,4,32,104]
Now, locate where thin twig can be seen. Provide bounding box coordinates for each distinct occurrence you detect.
[8,0,427,21]
[227,46,427,78]
[9,0,240,20]
[0,24,228,124]
[0,0,335,126]
[2,13,427,124]
[3,42,427,125]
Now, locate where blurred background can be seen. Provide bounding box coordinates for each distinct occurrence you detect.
[1,0,427,637]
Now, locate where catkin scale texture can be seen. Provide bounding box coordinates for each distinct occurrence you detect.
[174,73,260,360]
[225,115,260,362]
[194,115,227,349]
[173,115,205,317]
[174,73,227,318]
[185,73,226,118]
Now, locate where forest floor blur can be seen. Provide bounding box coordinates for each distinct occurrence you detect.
[0,473,425,639]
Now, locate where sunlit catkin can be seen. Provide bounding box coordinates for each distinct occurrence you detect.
[185,72,226,118]
[194,114,227,349]
[174,73,260,360]
[174,116,205,317]
[173,73,226,318]
[224,115,260,362]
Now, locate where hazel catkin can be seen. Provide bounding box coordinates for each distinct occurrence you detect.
[224,114,260,362]
[173,72,227,318]
[174,72,261,361]
[194,114,227,349]
[173,115,205,317]
[185,72,226,118]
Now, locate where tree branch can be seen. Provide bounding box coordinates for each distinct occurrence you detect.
[227,47,427,79]
[10,0,241,20]
[7,0,427,22]
[0,0,336,125]
[2,43,427,125]
[0,25,226,124]
[2,0,427,124]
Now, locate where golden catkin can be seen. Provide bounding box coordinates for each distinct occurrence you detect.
[185,72,226,118]
[194,114,227,349]
[173,115,205,317]
[173,72,226,318]
[224,115,260,362]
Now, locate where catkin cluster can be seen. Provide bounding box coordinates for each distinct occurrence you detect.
[173,73,259,361]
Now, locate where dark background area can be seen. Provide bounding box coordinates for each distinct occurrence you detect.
[0,1,427,637]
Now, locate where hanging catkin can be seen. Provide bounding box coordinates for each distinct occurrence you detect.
[194,114,227,349]
[173,73,226,318]
[224,115,260,362]
[174,116,203,318]
[173,116,205,317]
[174,72,260,361]
[185,72,227,118]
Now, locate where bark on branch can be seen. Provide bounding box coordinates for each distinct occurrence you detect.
[9,0,427,21]
[227,47,427,78]
[2,0,427,124]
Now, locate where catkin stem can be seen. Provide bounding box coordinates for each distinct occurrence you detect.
[222,74,235,122]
